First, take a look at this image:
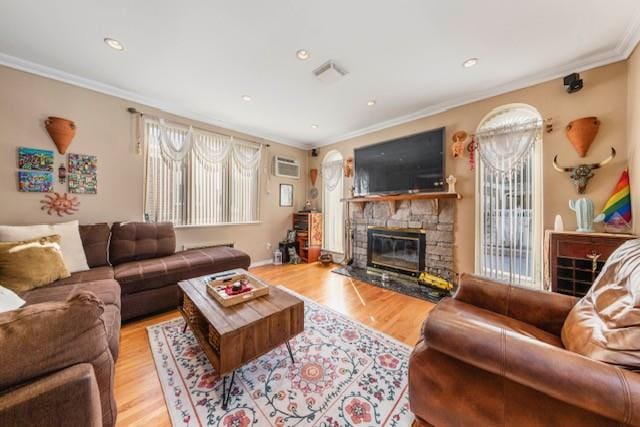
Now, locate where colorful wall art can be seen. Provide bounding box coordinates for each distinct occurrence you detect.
[18,171,53,192]
[68,153,97,194]
[18,147,54,171]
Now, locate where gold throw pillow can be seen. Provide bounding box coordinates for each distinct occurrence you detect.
[0,235,70,293]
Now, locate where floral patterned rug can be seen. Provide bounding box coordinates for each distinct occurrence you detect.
[147,288,414,427]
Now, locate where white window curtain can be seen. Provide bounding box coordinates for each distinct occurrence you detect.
[144,119,261,226]
[323,152,344,253]
[475,104,543,288]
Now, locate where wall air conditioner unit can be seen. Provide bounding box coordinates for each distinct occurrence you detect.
[272,156,300,179]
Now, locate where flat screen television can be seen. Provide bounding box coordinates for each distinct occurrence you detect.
[354,127,445,196]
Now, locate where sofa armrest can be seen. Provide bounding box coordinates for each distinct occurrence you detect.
[0,364,102,427]
[0,292,109,389]
[424,305,640,425]
[454,273,578,336]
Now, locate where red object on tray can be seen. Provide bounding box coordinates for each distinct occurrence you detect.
[224,283,253,296]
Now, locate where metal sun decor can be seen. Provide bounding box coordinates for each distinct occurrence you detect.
[40,192,80,216]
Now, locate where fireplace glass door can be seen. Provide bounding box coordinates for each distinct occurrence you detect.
[367,228,426,276]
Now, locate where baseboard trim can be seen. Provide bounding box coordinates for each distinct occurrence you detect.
[250,258,273,268]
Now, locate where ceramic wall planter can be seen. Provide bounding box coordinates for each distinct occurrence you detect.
[45,116,76,154]
[566,116,600,158]
[310,168,318,186]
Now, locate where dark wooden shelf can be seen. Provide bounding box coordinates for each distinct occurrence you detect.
[342,192,462,215]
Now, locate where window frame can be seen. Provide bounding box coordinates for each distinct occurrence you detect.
[473,103,544,288]
[142,118,262,228]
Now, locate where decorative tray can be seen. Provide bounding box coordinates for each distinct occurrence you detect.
[205,271,269,307]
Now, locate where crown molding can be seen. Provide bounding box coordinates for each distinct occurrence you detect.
[0,52,308,150]
[316,11,640,148]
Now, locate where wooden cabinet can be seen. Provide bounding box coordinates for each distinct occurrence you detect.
[546,231,634,297]
[293,212,322,263]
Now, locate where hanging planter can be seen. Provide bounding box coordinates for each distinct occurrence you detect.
[566,116,600,158]
[45,116,76,154]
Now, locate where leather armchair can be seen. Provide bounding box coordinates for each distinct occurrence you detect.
[409,274,640,426]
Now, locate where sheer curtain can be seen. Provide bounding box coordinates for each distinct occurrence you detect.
[475,104,543,288]
[144,119,261,226]
[323,152,344,253]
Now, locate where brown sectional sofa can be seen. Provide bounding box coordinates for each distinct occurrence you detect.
[0,221,251,427]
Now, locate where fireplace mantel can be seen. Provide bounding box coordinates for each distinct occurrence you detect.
[342,191,462,215]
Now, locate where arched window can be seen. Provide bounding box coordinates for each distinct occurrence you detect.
[322,150,344,254]
[475,104,543,287]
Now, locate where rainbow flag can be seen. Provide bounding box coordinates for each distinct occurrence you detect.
[602,169,632,231]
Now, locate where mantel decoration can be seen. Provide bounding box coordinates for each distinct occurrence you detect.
[40,192,80,216]
[45,117,76,154]
[601,169,632,233]
[566,116,600,157]
[552,147,616,194]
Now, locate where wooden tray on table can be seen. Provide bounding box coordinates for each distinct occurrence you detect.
[205,269,269,307]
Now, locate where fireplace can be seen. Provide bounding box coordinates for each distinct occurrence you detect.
[367,227,426,276]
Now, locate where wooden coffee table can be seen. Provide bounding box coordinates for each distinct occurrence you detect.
[177,269,304,409]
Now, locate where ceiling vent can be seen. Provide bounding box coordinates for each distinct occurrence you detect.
[313,61,348,84]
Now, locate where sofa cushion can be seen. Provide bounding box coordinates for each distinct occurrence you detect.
[0,235,70,293]
[49,266,115,288]
[109,222,175,266]
[20,279,121,309]
[0,220,89,273]
[562,238,640,370]
[79,223,111,268]
[114,246,251,295]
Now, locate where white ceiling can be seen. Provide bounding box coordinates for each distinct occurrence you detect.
[1,1,639,149]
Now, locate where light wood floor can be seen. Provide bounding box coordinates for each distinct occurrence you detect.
[114,262,435,426]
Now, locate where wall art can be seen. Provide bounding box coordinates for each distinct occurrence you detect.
[40,192,80,216]
[45,116,76,154]
[18,171,53,192]
[18,147,54,171]
[68,153,97,194]
[280,183,293,207]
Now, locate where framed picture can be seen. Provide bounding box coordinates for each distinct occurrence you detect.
[18,147,54,171]
[280,183,293,207]
[18,171,53,192]
[68,153,97,194]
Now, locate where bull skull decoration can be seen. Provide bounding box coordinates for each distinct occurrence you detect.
[552,147,616,194]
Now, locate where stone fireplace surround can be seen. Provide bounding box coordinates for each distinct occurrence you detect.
[351,198,454,274]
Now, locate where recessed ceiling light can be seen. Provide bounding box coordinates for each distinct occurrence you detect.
[462,57,479,68]
[241,95,252,102]
[296,49,311,61]
[104,37,124,51]
[367,100,377,106]
[311,124,319,129]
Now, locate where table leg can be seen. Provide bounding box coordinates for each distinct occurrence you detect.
[221,371,236,410]
[285,341,295,364]
[182,322,188,333]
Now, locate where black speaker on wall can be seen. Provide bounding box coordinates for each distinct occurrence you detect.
[564,72,583,93]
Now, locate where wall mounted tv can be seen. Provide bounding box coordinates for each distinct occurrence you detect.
[354,127,445,196]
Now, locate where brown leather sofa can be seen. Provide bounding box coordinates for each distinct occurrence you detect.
[409,274,640,427]
[0,221,250,426]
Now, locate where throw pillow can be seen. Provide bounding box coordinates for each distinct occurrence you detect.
[0,220,89,273]
[0,235,71,293]
[0,285,26,313]
[562,238,640,370]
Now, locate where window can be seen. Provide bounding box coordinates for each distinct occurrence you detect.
[322,150,344,253]
[475,104,543,287]
[144,119,261,226]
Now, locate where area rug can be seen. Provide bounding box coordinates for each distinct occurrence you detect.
[147,288,414,427]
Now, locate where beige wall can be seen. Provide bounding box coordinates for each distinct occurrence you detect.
[311,61,630,274]
[628,45,640,234]
[0,65,307,263]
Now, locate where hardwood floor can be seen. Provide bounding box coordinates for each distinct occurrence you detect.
[114,262,435,426]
